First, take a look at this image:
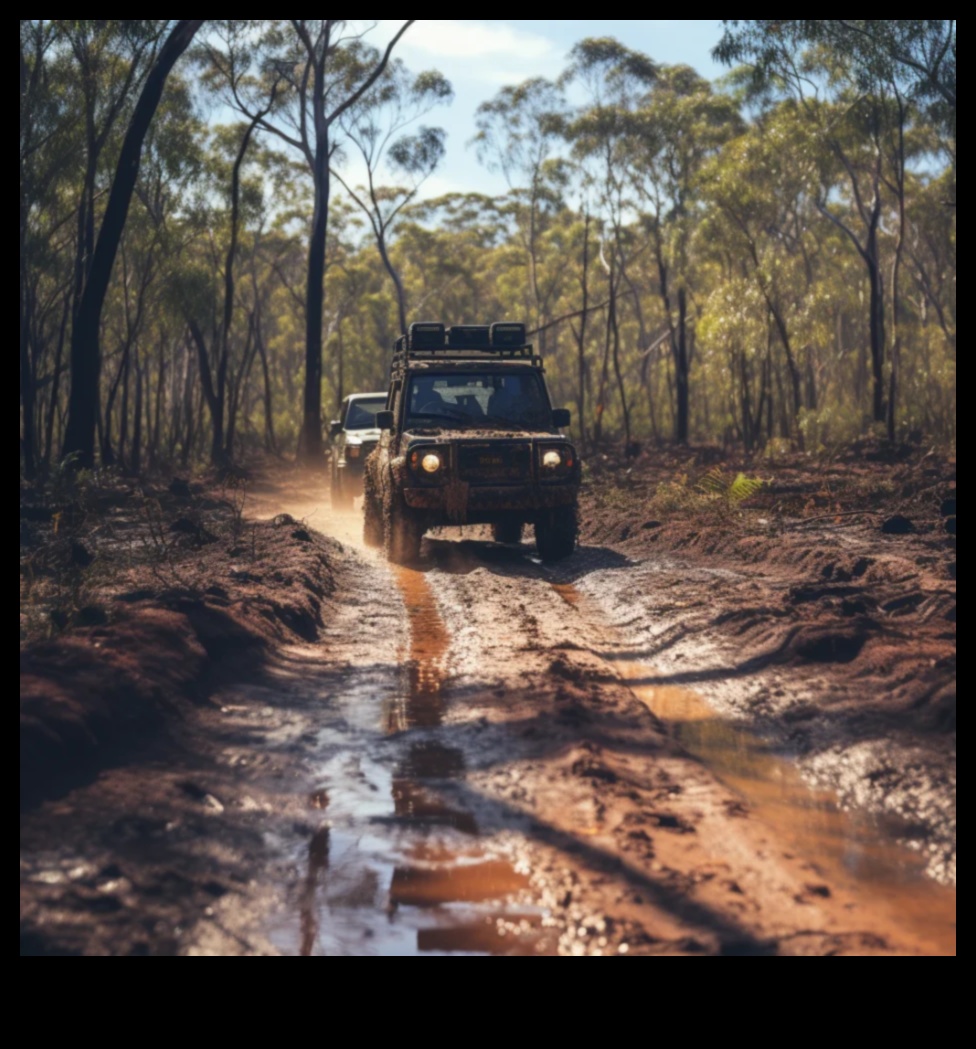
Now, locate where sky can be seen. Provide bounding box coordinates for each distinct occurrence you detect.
[344,20,730,201]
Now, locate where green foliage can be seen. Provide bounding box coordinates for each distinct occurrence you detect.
[647,468,764,521]
[696,468,765,507]
[18,24,956,475]
[714,20,956,120]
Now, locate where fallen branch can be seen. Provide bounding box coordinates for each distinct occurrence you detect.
[784,510,884,529]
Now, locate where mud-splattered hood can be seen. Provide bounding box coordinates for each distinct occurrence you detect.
[403,427,565,441]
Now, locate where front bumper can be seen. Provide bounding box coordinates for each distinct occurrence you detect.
[403,482,578,515]
[338,442,377,475]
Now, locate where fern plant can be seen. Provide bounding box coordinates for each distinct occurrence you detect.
[695,468,764,509]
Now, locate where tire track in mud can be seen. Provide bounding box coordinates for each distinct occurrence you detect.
[566,549,957,887]
[549,576,956,955]
[257,514,557,955]
[255,484,954,955]
[413,534,955,955]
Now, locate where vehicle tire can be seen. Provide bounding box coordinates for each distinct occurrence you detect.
[384,496,423,565]
[491,520,523,544]
[534,505,578,562]
[331,469,354,511]
[363,474,383,548]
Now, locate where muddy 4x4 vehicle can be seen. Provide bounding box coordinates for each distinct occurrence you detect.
[329,392,387,509]
[363,322,581,564]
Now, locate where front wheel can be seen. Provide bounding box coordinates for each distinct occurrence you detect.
[363,473,383,547]
[534,506,578,562]
[384,497,423,565]
[492,520,523,544]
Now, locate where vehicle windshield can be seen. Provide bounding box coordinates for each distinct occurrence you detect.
[406,372,550,429]
[345,397,387,429]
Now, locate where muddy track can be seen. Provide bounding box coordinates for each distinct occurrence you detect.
[21,476,956,956]
[247,479,954,955]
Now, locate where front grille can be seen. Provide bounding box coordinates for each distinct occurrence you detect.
[457,442,531,484]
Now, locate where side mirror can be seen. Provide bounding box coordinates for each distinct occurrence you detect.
[329,420,342,438]
[376,410,395,432]
[551,408,571,428]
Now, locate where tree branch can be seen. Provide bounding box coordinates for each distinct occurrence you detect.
[327,20,415,125]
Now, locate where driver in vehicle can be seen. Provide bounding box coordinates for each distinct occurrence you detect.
[409,375,548,429]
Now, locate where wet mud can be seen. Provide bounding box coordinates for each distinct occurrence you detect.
[600,637,954,954]
[21,464,956,956]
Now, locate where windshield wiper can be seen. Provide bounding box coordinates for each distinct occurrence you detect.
[481,415,542,429]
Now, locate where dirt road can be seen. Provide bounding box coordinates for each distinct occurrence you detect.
[21,471,956,955]
[252,476,955,955]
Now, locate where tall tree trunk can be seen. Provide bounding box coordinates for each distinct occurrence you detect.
[336,316,345,409]
[887,95,907,442]
[44,297,70,468]
[867,228,886,425]
[151,334,166,468]
[376,232,408,335]
[674,287,690,444]
[20,260,35,478]
[592,298,613,448]
[574,212,590,450]
[102,345,131,466]
[762,293,802,430]
[739,351,753,453]
[62,19,203,467]
[300,130,330,463]
[119,348,131,468]
[764,349,774,442]
[609,273,630,450]
[253,293,277,454]
[226,313,256,461]
[187,319,224,466]
[181,343,195,467]
[131,345,143,475]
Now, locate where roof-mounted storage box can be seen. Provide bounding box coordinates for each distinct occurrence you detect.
[409,322,445,350]
[447,325,491,349]
[490,322,527,348]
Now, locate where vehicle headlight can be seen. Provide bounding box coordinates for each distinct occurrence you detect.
[421,452,442,473]
[538,444,576,479]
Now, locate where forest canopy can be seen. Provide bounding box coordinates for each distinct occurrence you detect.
[20,19,956,477]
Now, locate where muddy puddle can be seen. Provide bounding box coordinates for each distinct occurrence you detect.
[270,558,552,956]
[552,581,956,956]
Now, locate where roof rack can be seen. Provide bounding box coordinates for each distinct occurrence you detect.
[390,321,542,370]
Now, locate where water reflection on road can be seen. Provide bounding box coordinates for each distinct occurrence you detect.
[551,580,956,957]
[269,506,549,955]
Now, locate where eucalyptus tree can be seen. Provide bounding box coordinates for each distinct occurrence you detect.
[562,38,658,448]
[393,194,507,331]
[625,65,743,443]
[203,19,415,462]
[713,43,894,431]
[331,55,452,336]
[698,102,823,437]
[101,75,203,468]
[474,78,571,353]
[715,20,955,129]
[21,20,69,476]
[61,19,204,468]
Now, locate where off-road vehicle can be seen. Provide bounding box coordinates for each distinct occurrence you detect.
[363,322,581,564]
[329,391,387,509]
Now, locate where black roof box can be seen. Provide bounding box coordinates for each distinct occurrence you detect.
[447,325,491,349]
[408,322,445,350]
[490,322,526,347]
